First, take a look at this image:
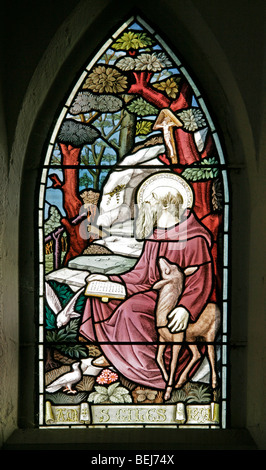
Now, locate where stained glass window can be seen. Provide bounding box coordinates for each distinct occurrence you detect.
[38,16,229,429]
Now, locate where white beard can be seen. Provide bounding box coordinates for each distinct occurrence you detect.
[135,192,184,239]
[135,202,159,239]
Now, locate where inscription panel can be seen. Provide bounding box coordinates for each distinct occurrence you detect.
[45,402,220,427]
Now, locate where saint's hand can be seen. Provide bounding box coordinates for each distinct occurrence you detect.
[168,306,189,333]
[86,274,109,283]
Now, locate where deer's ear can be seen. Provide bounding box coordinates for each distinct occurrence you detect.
[184,266,198,276]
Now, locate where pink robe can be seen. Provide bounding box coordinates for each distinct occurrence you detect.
[80,210,214,389]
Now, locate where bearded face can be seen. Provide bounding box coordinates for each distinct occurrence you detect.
[135,200,158,239]
[135,191,184,239]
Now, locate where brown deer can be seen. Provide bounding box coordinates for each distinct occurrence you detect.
[153,257,221,401]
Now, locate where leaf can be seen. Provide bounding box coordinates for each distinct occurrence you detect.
[79,348,89,358]
[112,31,153,51]
[115,386,130,396]
[46,330,56,342]
[127,97,157,116]
[49,280,73,307]
[186,384,211,403]
[94,394,108,404]
[153,77,180,99]
[109,395,121,403]
[123,394,133,403]
[182,157,219,181]
[45,305,56,330]
[88,392,98,402]
[95,385,109,396]
[136,120,153,135]
[107,382,120,396]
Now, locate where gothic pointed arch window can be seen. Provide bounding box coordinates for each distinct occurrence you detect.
[39,15,229,429]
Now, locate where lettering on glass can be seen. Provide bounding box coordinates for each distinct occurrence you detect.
[39,16,229,428]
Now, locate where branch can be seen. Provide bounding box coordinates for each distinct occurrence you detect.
[94,142,105,166]
[91,144,98,165]
[87,167,97,177]
[105,113,124,140]
[45,225,64,243]
[101,135,119,152]
[170,80,192,112]
[49,173,63,189]
[128,71,170,108]
[97,113,122,157]
[86,111,100,125]
[44,212,88,244]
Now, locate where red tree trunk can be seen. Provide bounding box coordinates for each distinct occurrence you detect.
[174,128,201,165]
[59,143,83,218]
[50,143,89,265]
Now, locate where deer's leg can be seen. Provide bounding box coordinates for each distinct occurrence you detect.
[175,344,201,389]
[156,341,168,382]
[164,332,184,401]
[207,344,219,388]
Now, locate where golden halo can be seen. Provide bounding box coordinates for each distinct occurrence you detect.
[137,171,194,209]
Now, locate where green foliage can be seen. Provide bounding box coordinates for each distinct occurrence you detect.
[48,280,72,307]
[168,382,212,404]
[55,343,88,359]
[186,384,211,404]
[79,172,93,189]
[46,318,80,342]
[88,382,133,404]
[45,281,87,359]
[45,305,56,330]
[182,157,219,181]
[153,76,181,99]
[127,97,158,116]
[46,319,88,359]
[47,280,86,313]
[136,120,153,135]
[84,66,128,94]
[177,107,206,132]
[44,205,62,236]
[112,31,154,51]
[75,292,87,314]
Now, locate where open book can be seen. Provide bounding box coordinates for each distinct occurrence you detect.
[85,280,126,302]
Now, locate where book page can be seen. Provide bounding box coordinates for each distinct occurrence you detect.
[85,280,126,301]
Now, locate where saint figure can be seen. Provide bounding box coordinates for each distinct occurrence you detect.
[79,172,215,391]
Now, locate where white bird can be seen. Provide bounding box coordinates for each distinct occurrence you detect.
[45,362,82,394]
[45,282,84,328]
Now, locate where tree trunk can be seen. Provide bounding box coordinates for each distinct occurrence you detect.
[59,143,83,218]
[119,96,137,159]
[174,128,201,165]
[50,143,89,265]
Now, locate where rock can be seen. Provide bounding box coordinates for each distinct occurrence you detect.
[97,144,167,228]
[68,254,137,273]
[93,236,142,258]
[45,267,90,290]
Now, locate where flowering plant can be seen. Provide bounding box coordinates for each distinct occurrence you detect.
[96,369,119,385]
[88,381,132,404]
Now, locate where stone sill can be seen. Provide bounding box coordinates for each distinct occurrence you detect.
[2,428,257,450]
